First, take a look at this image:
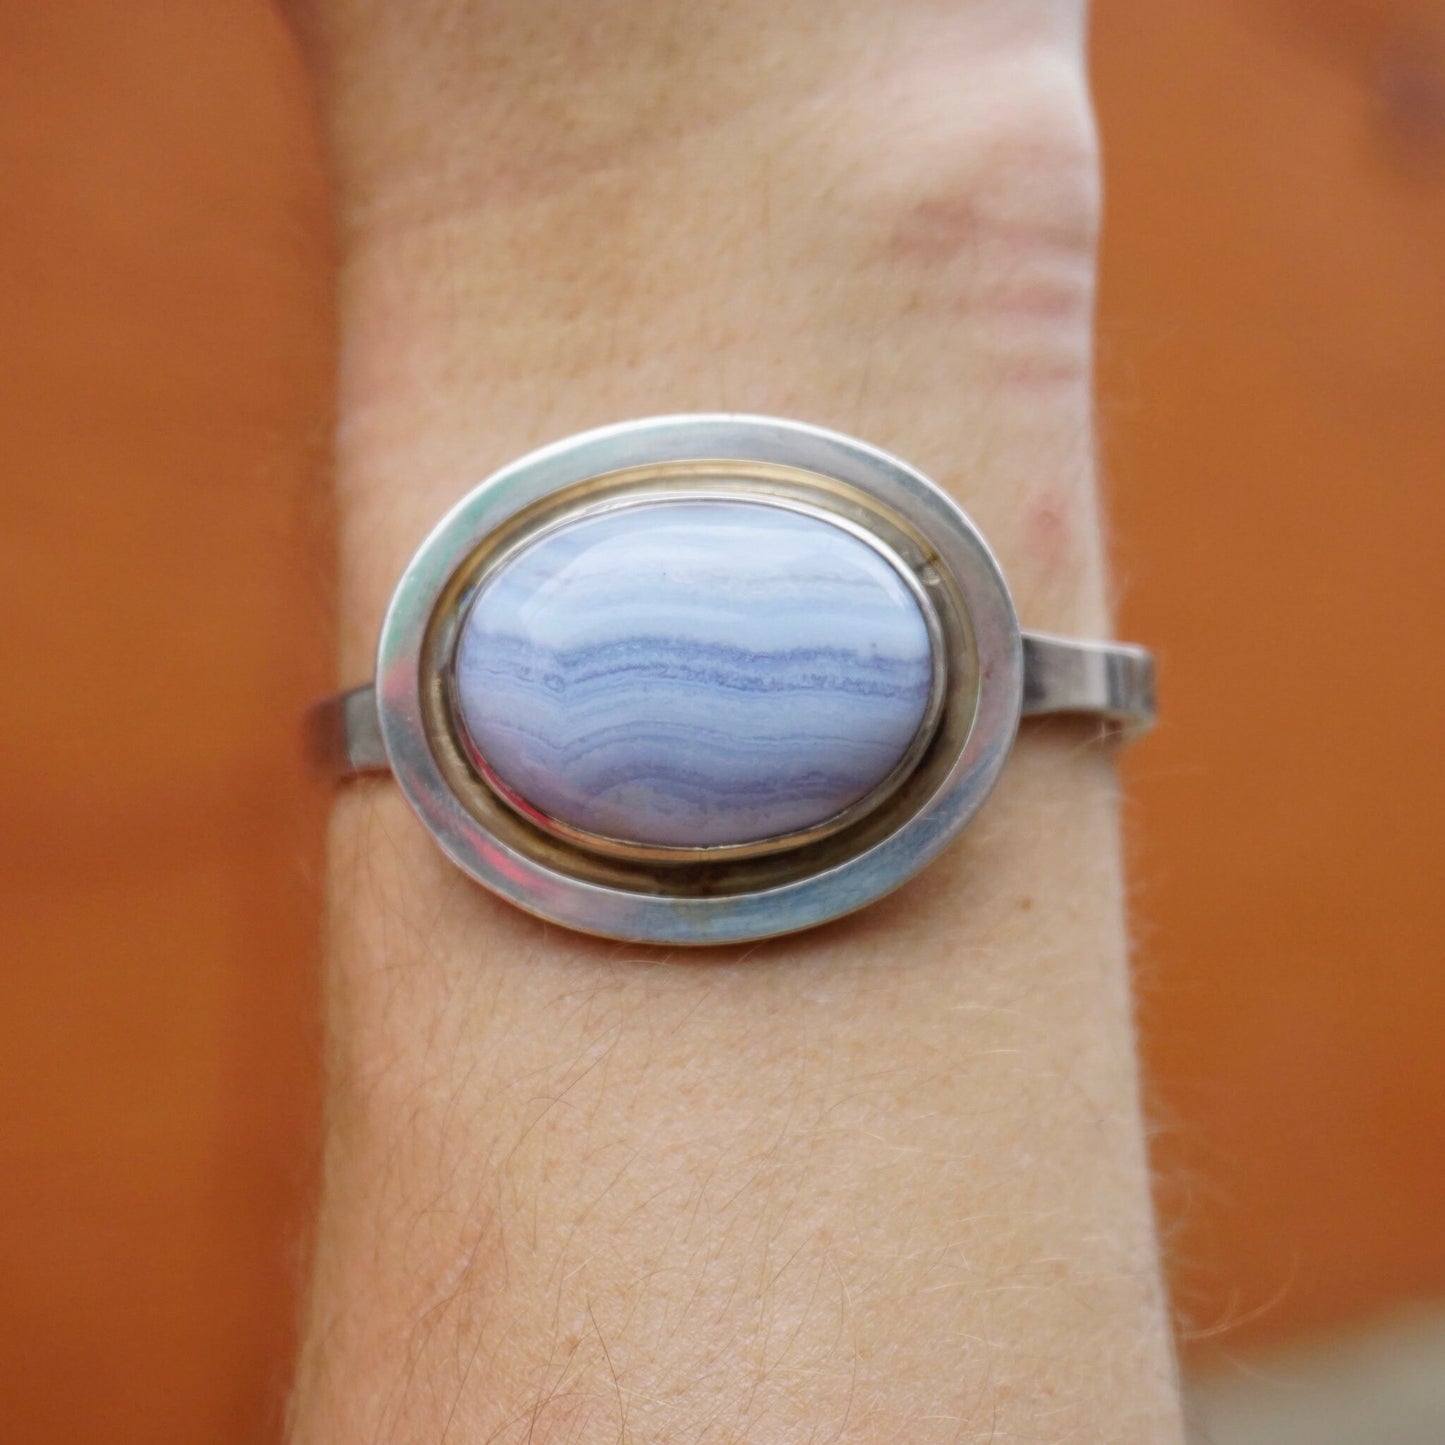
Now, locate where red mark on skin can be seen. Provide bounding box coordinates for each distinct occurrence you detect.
[1025,493,1073,575]
[882,200,1094,370]
[888,182,1092,268]
[888,195,982,266]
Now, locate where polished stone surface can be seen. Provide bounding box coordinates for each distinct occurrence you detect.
[453,498,935,848]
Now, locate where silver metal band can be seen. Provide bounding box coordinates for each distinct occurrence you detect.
[310,632,1154,783]
[309,681,387,779]
[1019,632,1156,732]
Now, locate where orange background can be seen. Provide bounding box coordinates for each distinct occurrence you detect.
[4,1,1443,1439]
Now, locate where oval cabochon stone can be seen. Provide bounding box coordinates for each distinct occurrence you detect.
[453,498,937,849]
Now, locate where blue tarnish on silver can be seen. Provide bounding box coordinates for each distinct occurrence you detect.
[453,499,935,848]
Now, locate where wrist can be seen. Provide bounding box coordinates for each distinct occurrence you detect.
[291,6,1180,1440]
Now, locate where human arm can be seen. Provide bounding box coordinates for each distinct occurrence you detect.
[287,2,1182,1439]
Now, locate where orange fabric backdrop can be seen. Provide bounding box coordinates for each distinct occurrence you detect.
[2,1,1442,1439]
[1096,0,1445,1355]
[2,6,331,1440]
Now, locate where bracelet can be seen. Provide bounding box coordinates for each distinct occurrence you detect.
[312,415,1154,944]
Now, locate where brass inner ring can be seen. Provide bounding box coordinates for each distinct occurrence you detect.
[417,460,981,899]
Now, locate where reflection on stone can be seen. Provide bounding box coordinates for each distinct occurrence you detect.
[454,498,936,848]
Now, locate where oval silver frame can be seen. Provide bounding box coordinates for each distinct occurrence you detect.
[375,414,1022,944]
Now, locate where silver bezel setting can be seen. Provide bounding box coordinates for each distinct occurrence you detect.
[374,414,1023,944]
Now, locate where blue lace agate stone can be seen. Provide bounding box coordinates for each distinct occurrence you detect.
[453,498,936,848]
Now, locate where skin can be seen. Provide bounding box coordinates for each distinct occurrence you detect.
[288,2,1184,1440]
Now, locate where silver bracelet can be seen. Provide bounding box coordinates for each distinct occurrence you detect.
[312,415,1154,945]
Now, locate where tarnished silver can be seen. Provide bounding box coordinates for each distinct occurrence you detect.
[310,415,1156,944]
[1020,633,1155,733]
[309,683,385,777]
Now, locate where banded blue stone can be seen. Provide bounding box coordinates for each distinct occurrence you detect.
[452,497,937,849]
